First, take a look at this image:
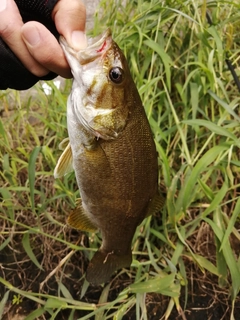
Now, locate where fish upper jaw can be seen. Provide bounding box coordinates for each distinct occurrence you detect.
[59,29,112,67]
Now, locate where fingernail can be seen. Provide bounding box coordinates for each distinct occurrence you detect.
[0,0,7,12]
[71,31,87,50]
[22,25,41,46]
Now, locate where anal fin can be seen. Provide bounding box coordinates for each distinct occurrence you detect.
[146,189,165,218]
[68,198,97,232]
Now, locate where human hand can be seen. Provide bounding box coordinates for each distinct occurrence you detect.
[0,0,87,79]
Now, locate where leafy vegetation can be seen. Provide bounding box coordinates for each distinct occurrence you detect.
[1,0,240,319]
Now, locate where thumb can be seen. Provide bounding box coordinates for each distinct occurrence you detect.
[52,0,87,50]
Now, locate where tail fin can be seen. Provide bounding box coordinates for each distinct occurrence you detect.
[86,249,132,285]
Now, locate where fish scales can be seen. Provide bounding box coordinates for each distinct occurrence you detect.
[54,29,165,285]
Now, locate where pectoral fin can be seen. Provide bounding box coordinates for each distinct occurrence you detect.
[59,137,70,150]
[54,142,73,178]
[68,199,97,232]
[146,190,165,218]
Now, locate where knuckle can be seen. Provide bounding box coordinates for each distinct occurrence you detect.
[36,51,53,66]
[66,0,86,17]
[0,21,15,38]
[27,63,49,77]
[53,0,86,23]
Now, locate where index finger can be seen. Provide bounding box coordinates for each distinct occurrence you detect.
[52,0,87,50]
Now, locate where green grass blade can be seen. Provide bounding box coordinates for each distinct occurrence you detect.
[113,297,135,320]
[144,39,172,91]
[44,298,67,309]
[59,282,73,300]
[208,90,240,121]
[182,119,240,146]
[0,187,14,219]
[95,283,111,320]
[190,82,199,119]
[22,232,44,270]
[24,308,46,320]
[201,181,229,218]
[129,273,175,295]
[180,145,228,210]
[220,197,240,251]
[0,118,9,147]
[204,216,240,300]
[0,237,11,251]
[0,290,10,319]
[28,146,41,211]
[193,254,219,276]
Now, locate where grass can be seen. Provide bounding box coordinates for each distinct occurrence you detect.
[0,0,240,319]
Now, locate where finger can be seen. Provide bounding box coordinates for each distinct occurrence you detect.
[0,0,48,76]
[22,21,72,78]
[52,0,87,50]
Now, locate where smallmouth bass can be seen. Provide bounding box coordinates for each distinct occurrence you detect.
[54,29,164,285]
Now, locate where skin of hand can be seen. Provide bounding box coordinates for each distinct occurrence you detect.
[0,0,87,78]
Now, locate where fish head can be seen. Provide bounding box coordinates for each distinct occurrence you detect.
[60,29,135,140]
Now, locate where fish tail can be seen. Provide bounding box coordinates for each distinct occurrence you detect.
[86,249,132,285]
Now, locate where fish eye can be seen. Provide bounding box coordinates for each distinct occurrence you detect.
[109,67,124,84]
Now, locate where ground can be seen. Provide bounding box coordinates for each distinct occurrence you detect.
[0,210,239,319]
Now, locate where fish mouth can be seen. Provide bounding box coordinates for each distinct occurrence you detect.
[60,29,112,64]
[86,28,111,51]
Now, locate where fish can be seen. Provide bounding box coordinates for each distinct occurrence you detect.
[54,29,165,285]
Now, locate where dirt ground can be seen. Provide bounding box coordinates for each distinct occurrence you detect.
[1,210,239,319]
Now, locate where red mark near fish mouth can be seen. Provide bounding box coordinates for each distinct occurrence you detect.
[97,40,107,53]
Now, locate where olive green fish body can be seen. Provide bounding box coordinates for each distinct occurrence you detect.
[55,30,164,285]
